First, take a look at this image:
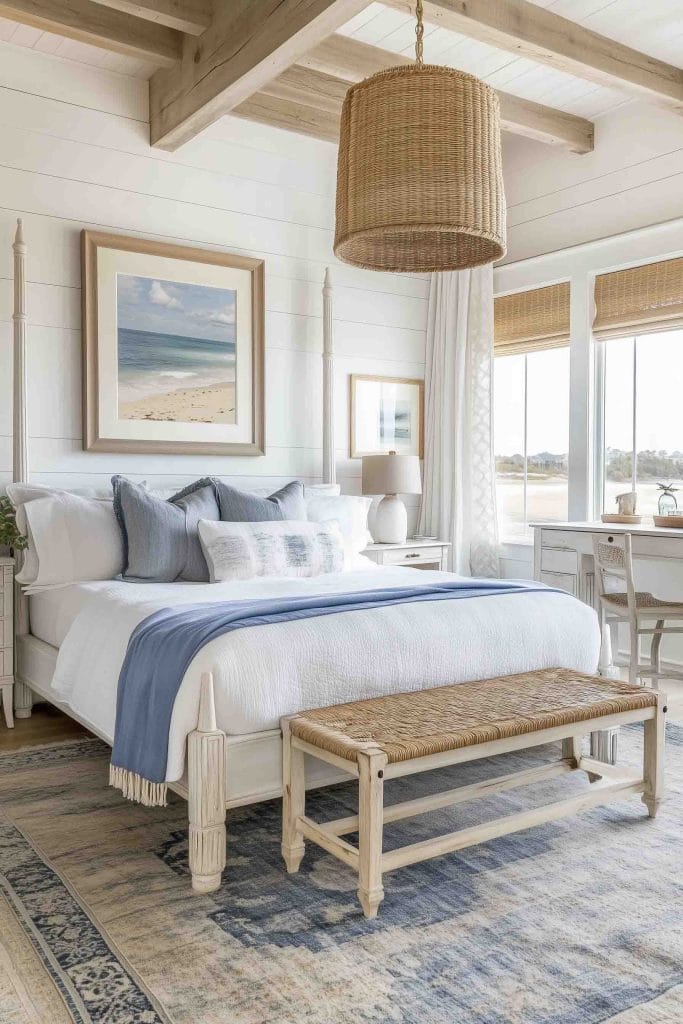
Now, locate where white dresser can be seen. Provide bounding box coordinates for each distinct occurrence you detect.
[532,521,683,612]
[364,539,450,571]
[1,556,14,729]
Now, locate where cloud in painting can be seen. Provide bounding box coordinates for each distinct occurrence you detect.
[116,273,237,345]
[150,280,182,309]
[209,310,236,325]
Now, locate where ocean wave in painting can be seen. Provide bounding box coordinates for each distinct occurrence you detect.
[117,328,236,404]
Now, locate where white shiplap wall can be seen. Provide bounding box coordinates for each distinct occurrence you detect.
[0,42,428,531]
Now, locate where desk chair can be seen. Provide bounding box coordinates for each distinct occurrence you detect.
[593,532,683,687]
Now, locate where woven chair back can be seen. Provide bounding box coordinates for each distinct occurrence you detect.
[592,533,637,619]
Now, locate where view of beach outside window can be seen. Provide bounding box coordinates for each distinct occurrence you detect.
[494,347,570,540]
[603,331,683,518]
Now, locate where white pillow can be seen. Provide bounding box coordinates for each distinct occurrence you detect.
[198,519,344,582]
[13,493,124,590]
[7,482,113,504]
[304,483,341,498]
[305,494,372,554]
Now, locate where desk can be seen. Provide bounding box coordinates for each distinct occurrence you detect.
[532,521,683,762]
[532,522,683,611]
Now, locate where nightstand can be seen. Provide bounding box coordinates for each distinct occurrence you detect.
[1,556,14,728]
[363,539,450,571]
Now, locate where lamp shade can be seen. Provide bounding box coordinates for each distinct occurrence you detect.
[334,64,506,273]
[362,453,422,496]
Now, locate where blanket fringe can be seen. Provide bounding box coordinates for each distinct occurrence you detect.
[109,764,167,808]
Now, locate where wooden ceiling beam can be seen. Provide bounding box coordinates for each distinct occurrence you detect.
[300,32,400,80]
[234,91,340,143]
[298,35,594,153]
[385,0,683,110]
[90,0,212,36]
[260,65,349,115]
[0,0,183,65]
[149,0,371,151]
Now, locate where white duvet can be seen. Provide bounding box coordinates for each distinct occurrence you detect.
[50,566,600,782]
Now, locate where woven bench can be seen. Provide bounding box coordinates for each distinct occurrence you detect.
[280,668,666,919]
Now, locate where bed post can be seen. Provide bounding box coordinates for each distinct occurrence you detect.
[188,672,227,893]
[322,266,335,486]
[12,218,32,720]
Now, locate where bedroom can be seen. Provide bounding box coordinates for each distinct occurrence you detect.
[0,1,682,1022]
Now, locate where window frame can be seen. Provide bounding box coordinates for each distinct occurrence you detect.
[494,236,683,555]
[596,330,683,518]
[494,346,570,542]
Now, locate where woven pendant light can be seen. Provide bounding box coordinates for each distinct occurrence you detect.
[334,0,506,273]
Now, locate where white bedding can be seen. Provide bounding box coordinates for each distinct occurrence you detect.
[29,587,95,647]
[47,567,600,783]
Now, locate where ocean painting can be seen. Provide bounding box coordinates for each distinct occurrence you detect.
[116,274,237,424]
[351,375,423,458]
[380,398,412,444]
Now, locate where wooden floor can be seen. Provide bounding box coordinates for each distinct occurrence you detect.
[0,703,91,751]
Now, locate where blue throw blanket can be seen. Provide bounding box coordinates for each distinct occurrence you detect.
[110,578,554,805]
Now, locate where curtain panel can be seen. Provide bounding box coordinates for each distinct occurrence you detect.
[419,266,500,577]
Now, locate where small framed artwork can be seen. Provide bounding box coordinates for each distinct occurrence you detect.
[82,231,264,455]
[350,374,424,458]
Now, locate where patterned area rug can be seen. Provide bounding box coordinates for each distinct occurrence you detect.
[0,727,682,1024]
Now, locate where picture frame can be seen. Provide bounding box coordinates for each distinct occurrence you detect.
[350,374,424,459]
[82,230,264,456]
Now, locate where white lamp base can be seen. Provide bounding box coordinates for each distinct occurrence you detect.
[374,494,408,544]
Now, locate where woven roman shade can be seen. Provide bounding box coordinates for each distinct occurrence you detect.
[594,257,683,340]
[494,282,570,357]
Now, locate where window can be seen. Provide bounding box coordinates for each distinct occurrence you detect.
[494,347,570,540]
[601,330,683,518]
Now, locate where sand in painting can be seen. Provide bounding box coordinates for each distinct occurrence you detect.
[119,379,236,423]
[117,275,237,425]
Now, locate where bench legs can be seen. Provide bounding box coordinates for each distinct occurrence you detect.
[357,748,388,919]
[282,717,306,873]
[281,723,388,919]
[561,735,582,767]
[642,694,666,818]
[281,701,666,920]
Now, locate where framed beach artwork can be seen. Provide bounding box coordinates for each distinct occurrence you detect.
[82,231,264,455]
[350,374,424,458]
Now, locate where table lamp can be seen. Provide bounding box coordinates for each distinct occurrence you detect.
[362,451,422,544]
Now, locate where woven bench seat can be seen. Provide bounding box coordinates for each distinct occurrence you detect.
[289,668,657,766]
[281,668,666,919]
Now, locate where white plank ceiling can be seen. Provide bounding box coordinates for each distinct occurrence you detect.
[0,0,681,121]
[338,0,683,120]
[0,14,158,78]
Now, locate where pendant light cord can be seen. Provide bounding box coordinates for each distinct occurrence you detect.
[415,0,424,65]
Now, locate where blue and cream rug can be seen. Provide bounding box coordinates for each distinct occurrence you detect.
[1,725,682,1024]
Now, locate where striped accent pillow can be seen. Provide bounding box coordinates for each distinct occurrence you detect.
[198,519,345,582]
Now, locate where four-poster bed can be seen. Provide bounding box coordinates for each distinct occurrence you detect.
[7,221,604,895]
[9,219,343,890]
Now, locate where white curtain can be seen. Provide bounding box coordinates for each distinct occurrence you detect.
[418,266,500,577]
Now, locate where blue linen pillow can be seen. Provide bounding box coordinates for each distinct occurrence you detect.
[212,479,306,522]
[112,476,220,582]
